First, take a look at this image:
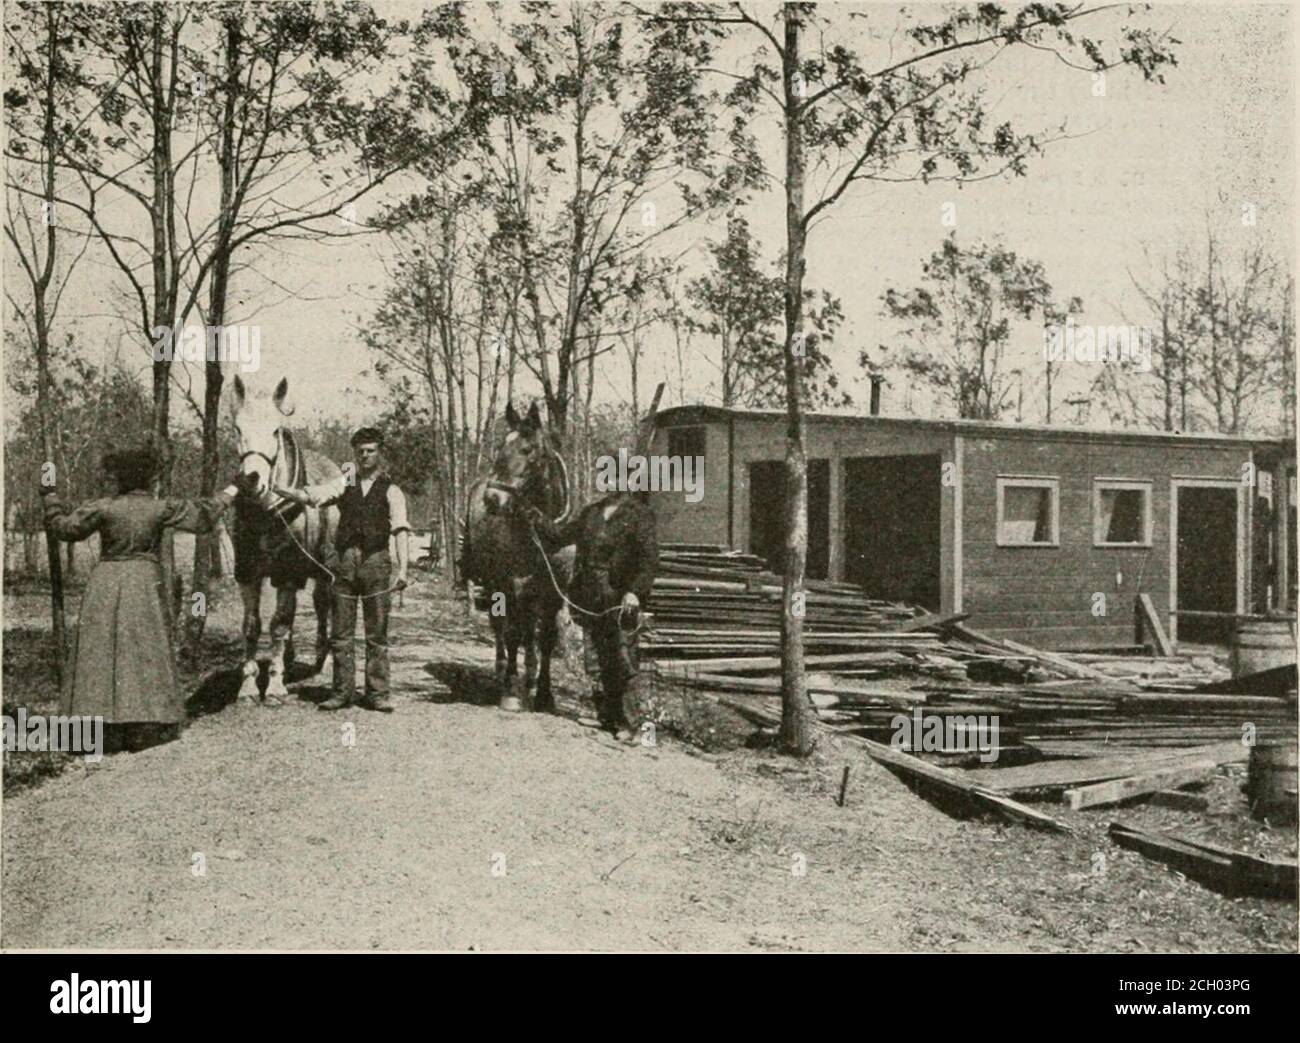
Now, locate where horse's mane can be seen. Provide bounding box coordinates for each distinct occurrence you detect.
[278,428,307,491]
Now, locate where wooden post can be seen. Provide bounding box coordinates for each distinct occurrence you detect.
[635,382,665,456]
[1137,593,1173,657]
[1274,459,1291,613]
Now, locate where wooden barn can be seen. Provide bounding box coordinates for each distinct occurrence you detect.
[647,405,1296,651]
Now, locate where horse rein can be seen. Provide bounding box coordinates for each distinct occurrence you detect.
[482,445,635,630]
[524,522,643,632]
[244,428,401,601]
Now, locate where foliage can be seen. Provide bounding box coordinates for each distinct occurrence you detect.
[878,234,1062,420]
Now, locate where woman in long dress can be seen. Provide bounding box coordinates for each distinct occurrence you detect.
[40,447,241,750]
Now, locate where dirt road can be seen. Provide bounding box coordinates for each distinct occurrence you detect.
[3,580,1294,951]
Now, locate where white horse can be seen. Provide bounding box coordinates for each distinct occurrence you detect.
[229,376,340,703]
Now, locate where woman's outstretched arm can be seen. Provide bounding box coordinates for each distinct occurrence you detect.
[162,483,240,534]
[40,489,107,542]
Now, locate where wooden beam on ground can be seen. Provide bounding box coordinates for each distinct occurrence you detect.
[1063,758,1219,810]
[895,611,971,633]
[655,645,937,676]
[666,670,929,706]
[1137,594,1174,657]
[945,623,1124,684]
[711,697,1071,833]
[971,741,1247,796]
[1108,822,1298,899]
[852,735,1073,833]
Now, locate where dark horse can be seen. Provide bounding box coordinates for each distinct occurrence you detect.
[229,376,340,704]
[461,401,571,712]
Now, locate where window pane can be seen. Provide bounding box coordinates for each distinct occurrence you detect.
[1101,488,1144,543]
[1003,485,1052,543]
[668,426,705,460]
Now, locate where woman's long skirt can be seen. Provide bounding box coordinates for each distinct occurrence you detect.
[63,558,185,724]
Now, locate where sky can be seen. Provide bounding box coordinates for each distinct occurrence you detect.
[6,1,1295,432]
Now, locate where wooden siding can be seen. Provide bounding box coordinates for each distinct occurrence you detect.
[648,421,730,547]
[961,435,1251,649]
[648,408,1260,650]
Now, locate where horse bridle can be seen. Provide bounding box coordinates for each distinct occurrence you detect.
[239,428,299,516]
[489,442,570,522]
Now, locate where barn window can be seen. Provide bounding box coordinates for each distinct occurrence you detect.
[667,425,705,460]
[1094,479,1152,546]
[997,476,1059,547]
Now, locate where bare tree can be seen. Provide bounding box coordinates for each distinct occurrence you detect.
[481,1,750,450]
[1113,231,1291,435]
[3,1,98,679]
[648,0,1178,754]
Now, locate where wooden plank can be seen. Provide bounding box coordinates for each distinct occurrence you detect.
[945,623,1124,683]
[664,671,930,706]
[1108,822,1297,899]
[1063,758,1219,810]
[1137,593,1173,657]
[896,611,971,633]
[711,697,1070,832]
[851,736,1073,834]
[655,646,937,675]
[972,741,1247,795]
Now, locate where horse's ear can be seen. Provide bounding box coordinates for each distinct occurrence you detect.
[526,400,542,431]
[273,377,294,417]
[504,402,519,431]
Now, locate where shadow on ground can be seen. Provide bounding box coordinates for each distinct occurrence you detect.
[186,661,331,717]
[421,661,501,707]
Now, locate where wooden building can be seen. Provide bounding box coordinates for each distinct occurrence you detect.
[648,406,1296,650]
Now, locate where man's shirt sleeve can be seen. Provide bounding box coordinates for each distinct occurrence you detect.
[387,484,411,534]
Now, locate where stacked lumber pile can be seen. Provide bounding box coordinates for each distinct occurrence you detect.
[646,545,922,658]
[647,545,1295,813]
[648,547,1297,889]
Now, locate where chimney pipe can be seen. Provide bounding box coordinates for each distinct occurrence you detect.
[869,374,883,416]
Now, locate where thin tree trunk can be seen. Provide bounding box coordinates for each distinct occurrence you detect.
[779,3,816,756]
[148,8,179,634]
[1161,297,1173,431]
[34,3,67,683]
[187,13,240,653]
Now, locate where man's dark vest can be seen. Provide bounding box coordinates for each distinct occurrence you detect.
[335,474,392,556]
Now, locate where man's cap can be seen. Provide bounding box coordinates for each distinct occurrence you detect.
[351,426,384,448]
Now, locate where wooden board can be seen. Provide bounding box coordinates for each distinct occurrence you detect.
[1137,593,1173,657]
[968,741,1247,795]
[851,736,1073,834]
[1063,758,1219,810]
[945,622,1126,684]
[1108,822,1298,899]
[655,646,937,676]
[709,696,1071,833]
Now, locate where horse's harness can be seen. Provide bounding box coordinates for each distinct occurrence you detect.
[240,427,305,523]
[241,426,400,601]
[488,446,639,630]
[487,441,570,521]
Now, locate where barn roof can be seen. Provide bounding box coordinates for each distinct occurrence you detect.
[652,404,1294,453]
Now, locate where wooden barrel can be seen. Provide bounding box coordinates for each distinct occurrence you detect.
[1248,741,1298,823]
[1232,619,1297,679]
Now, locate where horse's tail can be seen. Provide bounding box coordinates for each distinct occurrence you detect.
[456,521,468,589]
[459,477,485,589]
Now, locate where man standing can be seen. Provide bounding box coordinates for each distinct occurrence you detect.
[525,490,658,743]
[276,427,410,712]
